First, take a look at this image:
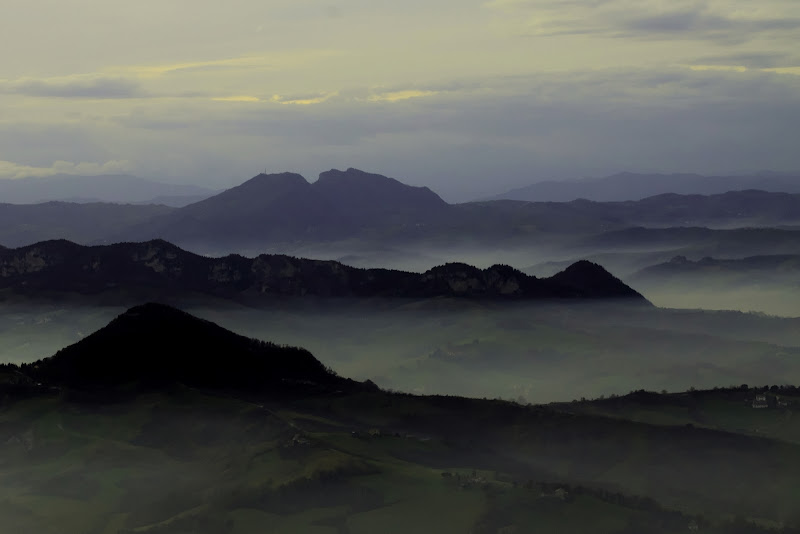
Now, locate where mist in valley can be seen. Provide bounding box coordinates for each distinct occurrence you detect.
[3,0,800,528]
[636,284,800,318]
[4,297,800,405]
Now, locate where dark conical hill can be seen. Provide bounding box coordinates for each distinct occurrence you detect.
[25,303,351,393]
[548,260,645,299]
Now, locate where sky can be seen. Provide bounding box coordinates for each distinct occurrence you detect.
[1,0,799,201]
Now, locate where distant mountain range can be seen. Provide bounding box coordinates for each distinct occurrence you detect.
[521,227,800,279]
[0,174,217,206]
[0,202,175,248]
[0,239,648,303]
[3,169,800,260]
[631,254,800,284]
[490,172,800,202]
[103,171,800,251]
[108,168,451,247]
[580,227,800,257]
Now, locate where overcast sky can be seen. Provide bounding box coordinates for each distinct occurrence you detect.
[2,0,799,200]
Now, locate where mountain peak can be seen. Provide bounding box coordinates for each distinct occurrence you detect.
[25,303,351,393]
[242,171,310,190]
[316,168,414,190]
[317,167,385,182]
[549,260,648,300]
[313,168,447,214]
[190,172,311,209]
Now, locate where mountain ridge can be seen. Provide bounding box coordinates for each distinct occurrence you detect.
[0,239,649,303]
[110,168,450,246]
[4,170,800,251]
[114,176,800,250]
[490,171,800,202]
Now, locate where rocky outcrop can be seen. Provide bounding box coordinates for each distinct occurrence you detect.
[0,240,649,302]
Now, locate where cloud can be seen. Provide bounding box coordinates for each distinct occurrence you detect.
[367,90,440,103]
[0,76,146,99]
[112,67,800,150]
[212,95,262,103]
[0,159,134,179]
[270,92,338,105]
[486,0,800,44]
[3,66,799,200]
[122,57,269,78]
[690,51,800,69]
[113,50,343,79]
[621,9,800,43]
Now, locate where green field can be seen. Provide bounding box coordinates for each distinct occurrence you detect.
[3,384,800,533]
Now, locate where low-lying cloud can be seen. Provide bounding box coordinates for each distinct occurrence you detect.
[489,0,800,45]
[621,9,800,44]
[0,76,146,99]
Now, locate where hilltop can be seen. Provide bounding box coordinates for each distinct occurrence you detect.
[112,168,452,247]
[104,170,800,252]
[3,171,800,259]
[2,306,800,532]
[20,303,358,394]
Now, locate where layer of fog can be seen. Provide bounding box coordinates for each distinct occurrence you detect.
[4,300,800,404]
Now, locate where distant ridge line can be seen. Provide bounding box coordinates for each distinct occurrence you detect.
[0,239,649,303]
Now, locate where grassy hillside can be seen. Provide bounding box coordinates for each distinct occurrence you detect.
[4,304,800,533]
[554,386,800,445]
[2,385,799,534]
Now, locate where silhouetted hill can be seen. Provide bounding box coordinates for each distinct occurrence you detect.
[623,190,800,226]
[6,171,800,252]
[137,194,214,207]
[114,168,451,247]
[140,185,799,250]
[549,260,643,298]
[499,190,800,231]
[490,171,800,202]
[631,255,800,284]
[136,172,338,243]
[581,227,800,255]
[314,168,449,226]
[23,303,353,392]
[0,202,175,247]
[0,239,649,302]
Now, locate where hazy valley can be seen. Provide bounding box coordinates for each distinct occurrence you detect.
[5,304,800,533]
[2,168,800,533]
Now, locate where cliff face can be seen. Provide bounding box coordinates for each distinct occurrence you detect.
[0,240,650,302]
